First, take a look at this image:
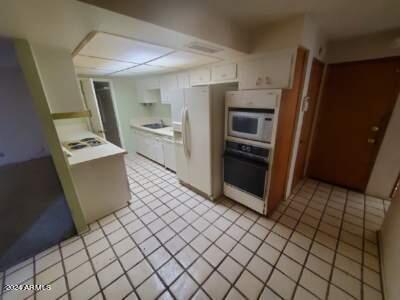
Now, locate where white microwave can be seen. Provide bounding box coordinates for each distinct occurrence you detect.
[228,109,275,143]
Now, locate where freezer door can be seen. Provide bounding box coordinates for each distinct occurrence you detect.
[184,87,212,195]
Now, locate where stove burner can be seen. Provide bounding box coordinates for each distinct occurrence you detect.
[70,144,88,150]
[87,140,102,146]
[80,137,97,142]
[68,142,81,146]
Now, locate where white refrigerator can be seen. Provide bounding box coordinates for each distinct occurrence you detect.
[172,85,234,199]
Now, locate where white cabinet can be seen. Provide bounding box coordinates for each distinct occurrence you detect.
[211,63,237,82]
[190,68,211,86]
[160,74,178,104]
[169,89,185,132]
[134,129,176,170]
[177,72,190,88]
[149,136,164,165]
[162,137,176,171]
[136,77,160,103]
[238,50,294,90]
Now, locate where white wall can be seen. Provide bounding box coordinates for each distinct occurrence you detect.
[367,95,400,198]
[264,15,328,198]
[0,39,49,166]
[251,15,305,53]
[380,191,400,300]
[326,29,400,63]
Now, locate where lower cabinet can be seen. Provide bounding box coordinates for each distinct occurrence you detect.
[133,129,176,171]
[162,137,176,172]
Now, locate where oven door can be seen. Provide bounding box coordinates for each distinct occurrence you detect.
[223,152,268,199]
[228,111,263,141]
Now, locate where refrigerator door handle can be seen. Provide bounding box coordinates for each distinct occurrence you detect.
[184,108,191,157]
[181,107,187,155]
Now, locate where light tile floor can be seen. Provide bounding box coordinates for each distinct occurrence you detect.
[1,154,390,300]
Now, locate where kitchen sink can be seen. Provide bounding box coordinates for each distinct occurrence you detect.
[142,123,168,129]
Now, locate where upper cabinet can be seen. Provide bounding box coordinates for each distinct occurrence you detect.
[177,72,190,89]
[238,50,295,90]
[211,63,237,82]
[190,68,211,86]
[160,74,178,104]
[136,77,160,104]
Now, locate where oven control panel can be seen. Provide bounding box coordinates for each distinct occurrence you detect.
[225,141,269,162]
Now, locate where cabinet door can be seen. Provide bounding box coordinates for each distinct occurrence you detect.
[177,72,190,88]
[136,78,159,103]
[153,137,165,165]
[238,50,294,90]
[160,74,178,104]
[163,139,176,171]
[134,130,146,155]
[211,63,237,82]
[190,68,211,86]
[169,89,185,131]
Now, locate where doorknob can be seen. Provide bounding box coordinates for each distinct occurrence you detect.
[367,138,376,144]
[371,126,380,132]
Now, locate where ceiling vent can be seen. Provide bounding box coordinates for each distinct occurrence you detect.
[185,41,223,54]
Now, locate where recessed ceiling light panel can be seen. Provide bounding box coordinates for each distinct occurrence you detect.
[79,32,174,64]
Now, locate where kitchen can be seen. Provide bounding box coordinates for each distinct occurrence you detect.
[1,1,399,300]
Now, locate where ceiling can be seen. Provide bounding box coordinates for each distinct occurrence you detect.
[205,0,400,39]
[73,32,221,76]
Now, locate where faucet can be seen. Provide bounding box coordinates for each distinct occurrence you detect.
[160,119,164,127]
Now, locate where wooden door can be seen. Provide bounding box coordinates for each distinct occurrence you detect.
[308,57,400,191]
[292,59,325,188]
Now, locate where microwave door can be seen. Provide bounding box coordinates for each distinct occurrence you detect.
[229,113,260,140]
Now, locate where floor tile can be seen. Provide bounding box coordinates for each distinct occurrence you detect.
[98,261,124,288]
[246,255,272,282]
[127,260,154,287]
[188,257,213,284]
[235,270,263,300]
[268,269,296,300]
[175,245,199,268]
[299,269,328,299]
[202,271,230,300]
[230,243,252,266]
[170,273,198,300]
[103,275,133,300]
[203,245,225,267]
[217,256,243,283]
[157,258,183,285]
[67,261,94,289]
[147,247,171,270]
[70,276,100,300]
[276,254,302,281]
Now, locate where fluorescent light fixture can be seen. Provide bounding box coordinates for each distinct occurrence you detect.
[150,51,219,68]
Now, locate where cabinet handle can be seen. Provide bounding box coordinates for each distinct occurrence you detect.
[265,76,272,84]
[221,73,227,78]
[256,77,262,86]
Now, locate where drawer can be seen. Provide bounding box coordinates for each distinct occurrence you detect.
[211,63,237,82]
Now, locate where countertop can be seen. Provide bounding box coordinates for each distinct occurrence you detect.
[130,123,174,137]
[62,131,127,167]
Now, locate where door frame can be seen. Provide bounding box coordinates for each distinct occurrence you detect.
[80,77,125,149]
[292,58,325,187]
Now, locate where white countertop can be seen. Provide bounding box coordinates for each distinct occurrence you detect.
[131,123,174,137]
[62,131,127,167]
